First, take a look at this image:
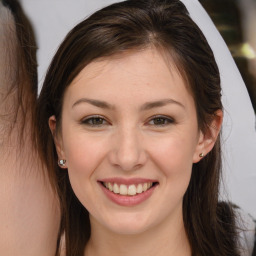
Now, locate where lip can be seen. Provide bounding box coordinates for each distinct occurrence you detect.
[99,177,157,185]
[98,178,159,207]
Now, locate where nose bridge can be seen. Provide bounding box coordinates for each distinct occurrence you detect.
[109,124,146,171]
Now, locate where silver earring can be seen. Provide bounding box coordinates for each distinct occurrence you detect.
[58,159,66,167]
[199,153,204,158]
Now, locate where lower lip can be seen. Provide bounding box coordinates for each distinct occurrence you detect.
[99,183,157,207]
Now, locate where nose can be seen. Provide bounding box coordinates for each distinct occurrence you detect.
[108,126,147,171]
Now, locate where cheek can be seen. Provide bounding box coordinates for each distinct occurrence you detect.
[146,133,197,201]
[141,135,195,223]
[62,135,109,209]
[61,132,108,195]
[148,133,197,176]
[64,135,106,175]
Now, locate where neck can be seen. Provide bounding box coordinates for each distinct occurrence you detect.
[84,208,191,256]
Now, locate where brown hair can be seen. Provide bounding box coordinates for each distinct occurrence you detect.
[36,0,239,255]
[0,0,37,143]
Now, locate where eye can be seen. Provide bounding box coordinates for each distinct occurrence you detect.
[81,115,109,127]
[147,115,174,126]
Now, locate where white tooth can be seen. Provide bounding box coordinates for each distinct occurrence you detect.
[136,184,143,194]
[108,183,113,192]
[147,182,152,189]
[113,183,119,194]
[120,184,128,195]
[103,182,108,188]
[128,185,137,196]
[143,183,148,192]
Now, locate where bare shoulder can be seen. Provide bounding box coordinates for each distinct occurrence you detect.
[0,1,60,255]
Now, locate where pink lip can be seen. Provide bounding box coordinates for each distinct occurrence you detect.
[99,177,157,185]
[98,179,158,207]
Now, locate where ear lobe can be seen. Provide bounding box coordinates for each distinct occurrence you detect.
[49,115,67,168]
[193,110,223,163]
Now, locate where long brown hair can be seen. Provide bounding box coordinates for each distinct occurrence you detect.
[36,0,239,255]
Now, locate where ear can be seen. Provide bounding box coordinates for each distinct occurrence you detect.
[193,110,223,163]
[49,115,67,169]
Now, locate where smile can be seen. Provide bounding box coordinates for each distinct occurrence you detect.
[99,179,159,206]
[103,182,154,196]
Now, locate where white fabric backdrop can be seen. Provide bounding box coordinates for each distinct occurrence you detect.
[20,0,256,218]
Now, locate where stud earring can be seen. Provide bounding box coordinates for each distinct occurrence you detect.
[199,153,204,158]
[58,159,66,167]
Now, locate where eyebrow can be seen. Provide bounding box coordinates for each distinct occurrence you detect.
[72,98,184,110]
[72,98,114,109]
[140,98,185,111]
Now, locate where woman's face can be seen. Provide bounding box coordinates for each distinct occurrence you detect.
[52,48,209,235]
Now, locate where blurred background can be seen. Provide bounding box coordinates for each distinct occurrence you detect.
[199,0,256,114]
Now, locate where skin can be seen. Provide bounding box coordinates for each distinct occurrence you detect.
[50,48,222,256]
[0,4,60,255]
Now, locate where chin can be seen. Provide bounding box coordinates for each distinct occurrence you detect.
[98,211,156,235]
[107,223,150,235]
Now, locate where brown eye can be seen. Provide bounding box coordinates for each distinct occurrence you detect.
[81,116,108,126]
[153,117,167,125]
[148,116,174,126]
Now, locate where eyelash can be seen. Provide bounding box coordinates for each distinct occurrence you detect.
[80,115,174,127]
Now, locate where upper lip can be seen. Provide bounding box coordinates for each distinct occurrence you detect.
[98,177,158,185]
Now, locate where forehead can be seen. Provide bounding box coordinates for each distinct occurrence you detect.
[64,48,194,107]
